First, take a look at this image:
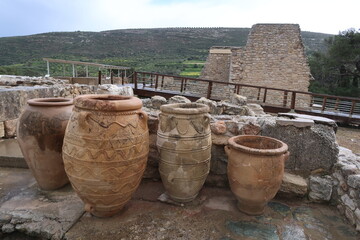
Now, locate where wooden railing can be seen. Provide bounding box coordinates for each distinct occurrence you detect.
[132,71,360,124]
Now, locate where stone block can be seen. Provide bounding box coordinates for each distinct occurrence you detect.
[196,97,221,114]
[229,94,247,106]
[4,119,17,138]
[348,174,360,189]
[308,175,333,202]
[151,95,167,109]
[259,117,339,172]
[168,95,191,104]
[276,118,314,128]
[219,102,248,115]
[96,84,133,96]
[246,104,266,116]
[279,172,308,197]
[341,194,356,211]
[210,121,227,135]
[0,122,4,138]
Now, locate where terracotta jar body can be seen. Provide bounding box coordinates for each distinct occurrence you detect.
[63,94,149,217]
[157,103,211,202]
[17,98,73,190]
[225,135,289,215]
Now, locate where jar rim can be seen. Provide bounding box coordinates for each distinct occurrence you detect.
[27,98,73,106]
[74,94,142,111]
[227,135,288,156]
[160,103,209,115]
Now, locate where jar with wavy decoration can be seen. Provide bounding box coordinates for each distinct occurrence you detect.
[62,94,149,217]
[157,103,211,202]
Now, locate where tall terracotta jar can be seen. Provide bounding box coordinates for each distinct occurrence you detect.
[62,94,149,217]
[17,98,73,190]
[225,135,289,215]
[157,103,211,202]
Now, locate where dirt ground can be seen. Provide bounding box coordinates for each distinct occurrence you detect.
[336,126,360,155]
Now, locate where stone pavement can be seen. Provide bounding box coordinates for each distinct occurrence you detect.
[0,167,359,240]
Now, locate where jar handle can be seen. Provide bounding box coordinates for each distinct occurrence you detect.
[283,151,290,162]
[224,145,231,156]
[138,110,148,123]
[78,112,90,129]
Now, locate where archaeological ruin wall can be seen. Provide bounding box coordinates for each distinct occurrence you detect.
[201,24,312,106]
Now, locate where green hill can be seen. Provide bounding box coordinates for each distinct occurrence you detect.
[0,28,332,76]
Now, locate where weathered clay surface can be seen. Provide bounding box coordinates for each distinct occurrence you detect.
[17,98,73,190]
[63,95,149,217]
[226,135,289,215]
[157,103,211,202]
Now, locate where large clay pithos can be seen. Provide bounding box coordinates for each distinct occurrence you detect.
[62,94,149,217]
[157,103,211,202]
[225,135,289,215]
[17,98,73,190]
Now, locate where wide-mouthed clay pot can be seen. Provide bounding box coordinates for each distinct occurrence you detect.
[62,94,149,217]
[157,103,211,202]
[17,98,73,190]
[225,135,289,215]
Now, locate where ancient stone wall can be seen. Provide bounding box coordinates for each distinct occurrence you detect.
[201,24,312,106]
[200,47,234,82]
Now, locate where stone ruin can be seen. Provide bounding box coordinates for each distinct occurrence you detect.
[1,74,360,233]
[200,24,312,105]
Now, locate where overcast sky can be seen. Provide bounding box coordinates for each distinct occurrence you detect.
[0,0,358,37]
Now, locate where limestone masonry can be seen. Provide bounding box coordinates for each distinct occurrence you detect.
[201,24,312,102]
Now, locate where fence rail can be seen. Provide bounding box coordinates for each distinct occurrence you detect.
[132,71,360,124]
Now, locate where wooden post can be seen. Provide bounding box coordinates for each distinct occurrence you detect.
[110,71,114,84]
[263,88,267,103]
[142,73,146,88]
[98,70,102,85]
[121,71,125,85]
[207,81,213,99]
[180,78,184,93]
[154,75,159,90]
[161,76,165,88]
[72,64,75,77]
[46,60,50,76]
[334,98,340,111]
[283,91,288,107]
[134,72,138,89]
[321,97,327,111]
[184,79,187,92]
[349,100,356,116]
[86,65,89,77]
[257,88,261,101]
[290,92,296,111]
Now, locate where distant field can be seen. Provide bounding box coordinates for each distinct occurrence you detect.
[180,60,205,78]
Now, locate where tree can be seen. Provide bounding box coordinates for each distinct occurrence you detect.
[309,28,360,97]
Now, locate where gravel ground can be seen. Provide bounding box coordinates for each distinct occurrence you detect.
[336,126,360,155]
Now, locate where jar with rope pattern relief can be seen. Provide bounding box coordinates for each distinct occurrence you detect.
[157,103,211,202]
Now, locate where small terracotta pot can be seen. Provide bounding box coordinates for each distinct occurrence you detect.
[225,135,289,215]
[17,98,73,190]
[157,103,211,202]
[63,94,149,217]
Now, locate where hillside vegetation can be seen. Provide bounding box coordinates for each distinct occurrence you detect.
[0,28,332,77]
